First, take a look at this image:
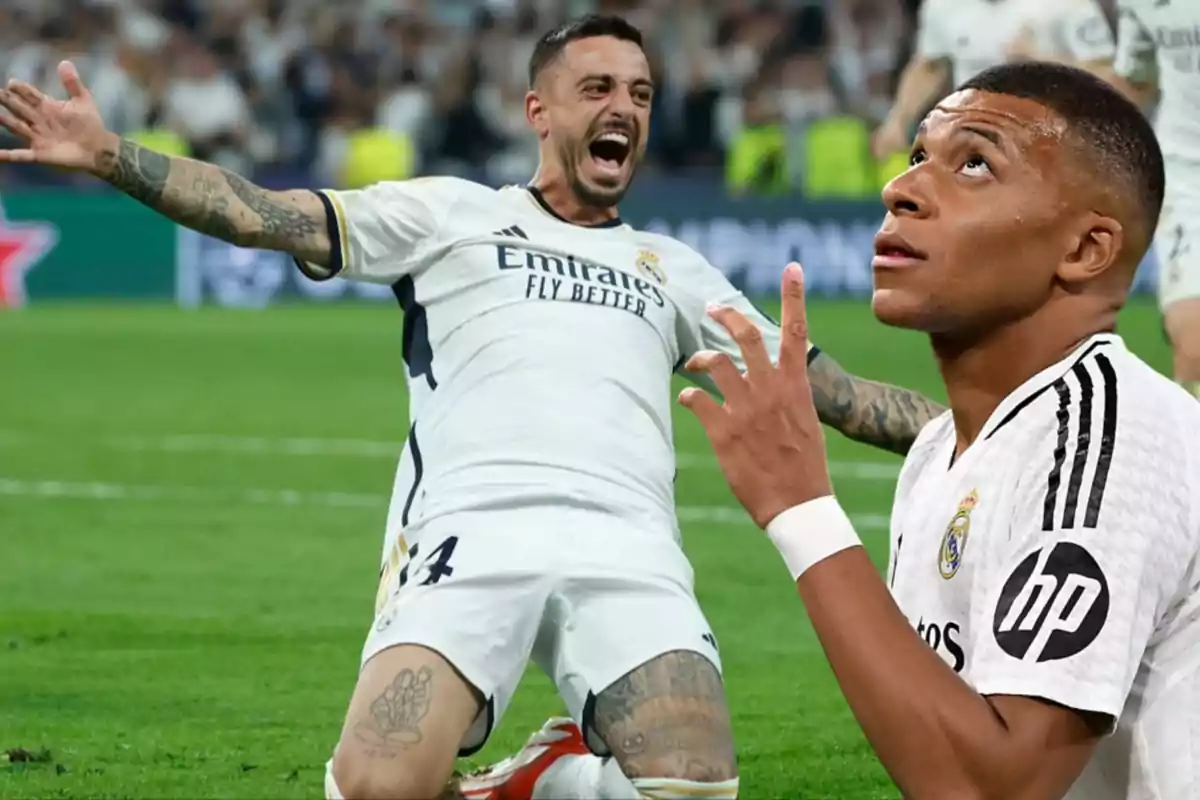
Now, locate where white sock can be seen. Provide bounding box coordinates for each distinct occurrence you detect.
[532,753,640,799]
[632,776,740,799]
[324,760,344,800]
[531,754,740,799]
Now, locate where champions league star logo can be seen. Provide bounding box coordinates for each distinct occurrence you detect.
[0,197,57,308]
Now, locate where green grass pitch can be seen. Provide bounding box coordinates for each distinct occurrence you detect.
[0,299,1172,799]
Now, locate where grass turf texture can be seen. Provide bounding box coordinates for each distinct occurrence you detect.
[0,299,1171,799]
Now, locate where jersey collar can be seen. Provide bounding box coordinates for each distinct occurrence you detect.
[981,332,1124,441]
[523,185,625,229]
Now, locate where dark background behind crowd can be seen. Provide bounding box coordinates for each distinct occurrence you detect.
[0,0,921,197]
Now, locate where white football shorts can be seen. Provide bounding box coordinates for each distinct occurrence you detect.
[1156,170,1200,311]
[362,505,723,756]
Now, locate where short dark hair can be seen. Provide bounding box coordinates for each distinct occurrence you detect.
[958,61,1165,244]
[528,14,645,88]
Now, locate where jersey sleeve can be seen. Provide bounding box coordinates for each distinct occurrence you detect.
[914,0,952,61]
[1112,3,1157,84]
[673,257,818,392]
[967,383,1195,722]
[295,177,467,284]
[1060,0,1117,63]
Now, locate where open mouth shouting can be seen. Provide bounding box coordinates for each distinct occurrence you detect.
[586,128,633,183]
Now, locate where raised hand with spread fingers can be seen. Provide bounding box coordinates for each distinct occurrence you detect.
[0,60,334,269]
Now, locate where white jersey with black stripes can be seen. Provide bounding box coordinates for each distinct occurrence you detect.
[888,333,1200,799]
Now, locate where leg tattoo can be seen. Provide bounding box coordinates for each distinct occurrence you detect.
[353,666,435,758]
[592,651,737,782]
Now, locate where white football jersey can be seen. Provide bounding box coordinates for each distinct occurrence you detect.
[296,178,793,546]
[916,0,1105,88]
[889,333,1200,799]
[1067,0,1200,176]
[1115,0,1200,183]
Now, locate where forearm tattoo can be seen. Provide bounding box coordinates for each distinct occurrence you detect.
[807,350,945,456]
[93,138,325,255]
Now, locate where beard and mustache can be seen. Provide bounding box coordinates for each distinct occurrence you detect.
[555,118,641,208]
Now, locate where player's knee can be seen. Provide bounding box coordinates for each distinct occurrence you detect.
[1172,323,1200,357]
[594,650,737,785]
[330,751,447,800]
[1165,303,1200,361]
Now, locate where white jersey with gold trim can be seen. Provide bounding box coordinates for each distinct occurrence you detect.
[297,178,792,547]
[890,334,1200,799]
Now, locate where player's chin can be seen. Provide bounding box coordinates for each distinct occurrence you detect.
[871,288,938,330]
[576,168,631,206]
[583,147,636,184]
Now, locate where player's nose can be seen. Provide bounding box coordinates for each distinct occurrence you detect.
[881,167,932,220]
[605,85,639,117]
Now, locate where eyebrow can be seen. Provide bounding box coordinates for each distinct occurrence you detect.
[960,124,1004,148]
[914,120,1006,148]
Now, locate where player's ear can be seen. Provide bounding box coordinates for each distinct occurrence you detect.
[1057,212,1123,284]
[526,89,549,139]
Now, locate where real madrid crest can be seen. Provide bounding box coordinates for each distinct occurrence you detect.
[939,490,977,579]
[635,249,666,285]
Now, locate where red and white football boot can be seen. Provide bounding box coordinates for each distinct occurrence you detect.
[455,717,590,800]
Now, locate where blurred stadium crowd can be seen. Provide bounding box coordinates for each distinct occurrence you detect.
[0,0,920,195]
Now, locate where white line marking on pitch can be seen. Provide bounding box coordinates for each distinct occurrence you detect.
[101,434,902,481]
[0,477,891,530]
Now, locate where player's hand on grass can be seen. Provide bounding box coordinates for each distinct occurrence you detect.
[0,61,117,172]
[679,263,834,529]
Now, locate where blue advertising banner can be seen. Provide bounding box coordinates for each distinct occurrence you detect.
[1,182,1158,306]
[176,185,1161,307]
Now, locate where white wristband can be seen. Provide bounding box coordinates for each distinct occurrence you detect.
[765,496,862,580]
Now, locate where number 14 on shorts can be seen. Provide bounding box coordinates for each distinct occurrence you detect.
[374,535,460,617]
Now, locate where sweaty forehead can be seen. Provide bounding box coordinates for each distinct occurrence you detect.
[553,36,650,82]
[920,89,1067,149]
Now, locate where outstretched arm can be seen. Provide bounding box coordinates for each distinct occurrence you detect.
[94,136,332,265]
[806,349,945,456]
[0,61,333,267]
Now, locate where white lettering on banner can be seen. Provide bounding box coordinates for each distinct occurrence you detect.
[646,217,1158,296]
[175,220,1161,307]
[207,244,286,308]
[176,230,398,307]
[646,216,878,295]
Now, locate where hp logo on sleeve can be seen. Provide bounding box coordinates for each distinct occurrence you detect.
[993,542,1110,663]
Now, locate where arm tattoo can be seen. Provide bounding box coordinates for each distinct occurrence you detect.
[352,666,434,758]
[807,350,946,456]
[93,138,329,262]
[592,650,736,782]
